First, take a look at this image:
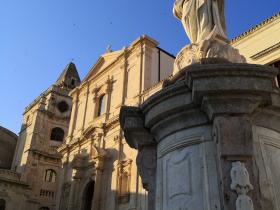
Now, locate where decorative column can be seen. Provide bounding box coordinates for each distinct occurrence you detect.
[67,171,80,210]
[68,90,80,142]
[92,86,100,118]
[105,76,114,121]
[81,82,90,132]
[91,147,110,210]
[120,63,280,210]
[121,48,128,106]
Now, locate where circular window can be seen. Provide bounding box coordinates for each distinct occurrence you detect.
[57,101,69,113]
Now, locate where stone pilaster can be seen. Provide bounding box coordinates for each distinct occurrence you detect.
[68,91,80,141]
[81,83,90,132]
[105,76,114,121]
[92,152,107,210]
[92,86,100,118]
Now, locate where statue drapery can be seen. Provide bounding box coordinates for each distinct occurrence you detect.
[173,0,227,43]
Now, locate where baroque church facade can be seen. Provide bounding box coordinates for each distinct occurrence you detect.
[0,12,279,210]
[56,35,174,210]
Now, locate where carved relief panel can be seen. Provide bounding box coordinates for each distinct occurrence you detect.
[156,127,220,210]
[253,126,280,210]
[161,145,203,210]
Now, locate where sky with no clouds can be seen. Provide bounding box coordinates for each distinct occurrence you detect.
[0,0,279,133]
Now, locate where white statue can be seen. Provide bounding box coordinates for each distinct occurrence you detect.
[173,0,227,43]
[173,0,246,74]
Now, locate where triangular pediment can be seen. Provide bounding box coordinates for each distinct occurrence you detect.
[83,49,125,82]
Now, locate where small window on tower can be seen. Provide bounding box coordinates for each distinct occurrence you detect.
[71,78,75,86]
[50,127,64,142]
[44,169,56,183]
[57,101,69,113]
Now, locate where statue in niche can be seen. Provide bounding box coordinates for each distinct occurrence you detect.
[173,0,246,74]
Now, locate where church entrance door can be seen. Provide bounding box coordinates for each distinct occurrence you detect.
[82,181,95,210]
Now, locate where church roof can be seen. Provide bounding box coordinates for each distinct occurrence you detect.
[231,12,280,44]
[55,62,81,89]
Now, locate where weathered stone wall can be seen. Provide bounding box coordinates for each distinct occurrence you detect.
[0,127,17,169]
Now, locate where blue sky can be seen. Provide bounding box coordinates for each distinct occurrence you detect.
[0,1,279,133]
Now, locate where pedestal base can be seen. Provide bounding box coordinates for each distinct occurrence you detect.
[120,63,280,210]
[173,38,246,75]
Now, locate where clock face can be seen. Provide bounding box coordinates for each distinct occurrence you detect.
[57,101,69,113]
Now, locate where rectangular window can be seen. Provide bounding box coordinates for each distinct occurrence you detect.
[97,95,106,116]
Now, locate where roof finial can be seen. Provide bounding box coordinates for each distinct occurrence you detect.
[106,45,113,53]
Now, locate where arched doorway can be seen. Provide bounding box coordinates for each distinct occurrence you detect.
[0,199,5,210]
[82,181,95,210]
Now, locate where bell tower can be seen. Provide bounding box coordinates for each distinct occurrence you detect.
[12,63,80,210]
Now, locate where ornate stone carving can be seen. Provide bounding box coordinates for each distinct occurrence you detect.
[136,146,156,210]
[230,161,254,210]
[117,159,132,203]
[120,106,157,210]
[173,38,246,74]
[105,76,114,94]
[136,147,156,192]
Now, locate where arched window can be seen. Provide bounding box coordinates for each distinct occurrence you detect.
[97,95,106,117]
[44,169,56,183]
[50,127,64,141]
[0,199,5,210]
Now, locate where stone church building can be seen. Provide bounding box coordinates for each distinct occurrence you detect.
[56,35,174,210]
[0,12,279,210]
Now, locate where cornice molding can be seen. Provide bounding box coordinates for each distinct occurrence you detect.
[250,42,280,60]
[231,12,280,44]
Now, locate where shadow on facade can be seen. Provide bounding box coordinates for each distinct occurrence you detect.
[0,145,148,210]
[58,147,148,210]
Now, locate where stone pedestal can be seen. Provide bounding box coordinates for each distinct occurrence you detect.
[120,63,280,210]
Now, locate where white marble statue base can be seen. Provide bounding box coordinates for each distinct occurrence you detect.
[173,38,246,75]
